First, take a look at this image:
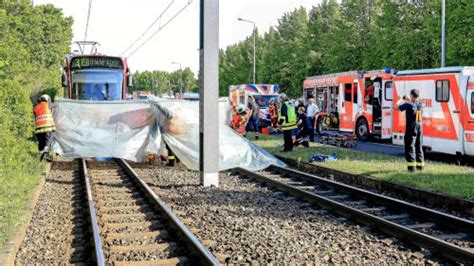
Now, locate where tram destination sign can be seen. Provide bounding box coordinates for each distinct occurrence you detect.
[71,57,123,70]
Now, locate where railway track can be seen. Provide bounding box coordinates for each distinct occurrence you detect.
[235,165,474,263]
[80,158,219,265]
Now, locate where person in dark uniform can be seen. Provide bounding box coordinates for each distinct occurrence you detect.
[295,106,311,148]
[246,96,260,140]
[397,89,424,172]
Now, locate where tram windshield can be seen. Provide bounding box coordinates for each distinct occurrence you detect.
[71,69,123,100]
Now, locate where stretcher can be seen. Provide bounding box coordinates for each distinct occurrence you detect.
[320,132,357,148]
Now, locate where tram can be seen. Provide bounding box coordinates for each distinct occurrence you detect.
[61,41,132,100]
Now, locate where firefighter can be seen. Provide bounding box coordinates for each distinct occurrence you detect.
[231,104,248,136]
[33,94,56,160]
[295,106,311,148]
[166,144,176,166]
[278,93,297,152]
[246,96,260,140]
[268,98,279,129]
[397,89,424,172]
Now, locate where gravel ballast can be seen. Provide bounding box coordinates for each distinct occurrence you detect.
[15,161,90,264]
[133,164,439,264]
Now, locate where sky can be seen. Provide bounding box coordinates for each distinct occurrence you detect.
[34,0,321,73]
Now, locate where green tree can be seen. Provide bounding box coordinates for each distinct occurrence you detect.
[0,0,73,249]
[426,0,474,67]
[132,68,198,95]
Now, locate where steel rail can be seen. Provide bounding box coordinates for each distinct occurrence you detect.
[80,158,106,266]
[270,165,474,234]
[117,159,220,266]
[235,167,474,263]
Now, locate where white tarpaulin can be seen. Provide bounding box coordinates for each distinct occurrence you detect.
[151,97,286,171]
[51,99,160,162]
[51,98,285,170]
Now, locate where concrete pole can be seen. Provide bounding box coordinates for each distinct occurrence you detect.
[441,0,446,67]
[172,62,183,96]
[180,64,183,95]
[199,0,219,187]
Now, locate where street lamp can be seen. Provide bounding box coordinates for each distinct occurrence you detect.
[171,61,183,96]
[441,0,446,67]
[238,17,256,84]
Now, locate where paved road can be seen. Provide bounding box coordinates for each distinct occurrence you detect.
[271,133,404,157]
[313,135,405,157]
[271,133,471,166]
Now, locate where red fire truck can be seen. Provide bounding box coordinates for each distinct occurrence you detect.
[303,66,474,157]
[303,69,394,140]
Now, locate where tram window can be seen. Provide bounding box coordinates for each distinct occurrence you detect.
[384,81,393,101]
[344,84,351,101]
[352,83,358,103]
[436,80,450,102]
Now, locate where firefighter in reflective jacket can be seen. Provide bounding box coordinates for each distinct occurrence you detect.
[278,93,297,152]
[397,89,424,172]
[34,94,56,156]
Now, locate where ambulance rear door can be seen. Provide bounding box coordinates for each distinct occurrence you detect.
[381,80,393,139]
[464,76,474,156]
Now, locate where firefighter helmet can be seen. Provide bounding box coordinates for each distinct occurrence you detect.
[278,93,288,101]
[38,94,51,102]
[236,104,246,114]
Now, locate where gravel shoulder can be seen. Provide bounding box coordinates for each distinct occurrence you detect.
[15,161,90,265]
[134,164,439,264]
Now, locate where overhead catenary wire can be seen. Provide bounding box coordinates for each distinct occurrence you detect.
[120,0,175,56]
[127,0,193,58]
[83,0,93,42]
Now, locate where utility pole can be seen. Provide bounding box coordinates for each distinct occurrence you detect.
[172,62,183,96]
[152,79,157,96]
[199,0,219,187]
[441,0,446,67]
[168,80,172,97]
[238,17,256,84]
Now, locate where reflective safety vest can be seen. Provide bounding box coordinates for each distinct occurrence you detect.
[232,114,247,135]
[279,102,297,130]
[415,102,422,123]
[34,101,56,133]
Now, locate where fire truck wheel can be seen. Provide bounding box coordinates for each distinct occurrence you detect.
[355,118,369,141]
[316,117,324,134]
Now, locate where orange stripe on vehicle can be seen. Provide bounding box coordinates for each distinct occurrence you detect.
[424,102,458,140]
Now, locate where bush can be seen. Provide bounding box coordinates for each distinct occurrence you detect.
[0,1,72,250]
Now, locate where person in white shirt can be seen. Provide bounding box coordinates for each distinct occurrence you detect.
[306,98,319,142]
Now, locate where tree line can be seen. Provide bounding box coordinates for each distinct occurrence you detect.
[219,0,473,98]
[131,68,198,95]
[0,0,72,199]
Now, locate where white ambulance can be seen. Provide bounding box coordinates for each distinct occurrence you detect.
[392,67,474,157]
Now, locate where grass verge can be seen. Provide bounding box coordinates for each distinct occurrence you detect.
[0,167,41,251]
[249,133,474,200]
